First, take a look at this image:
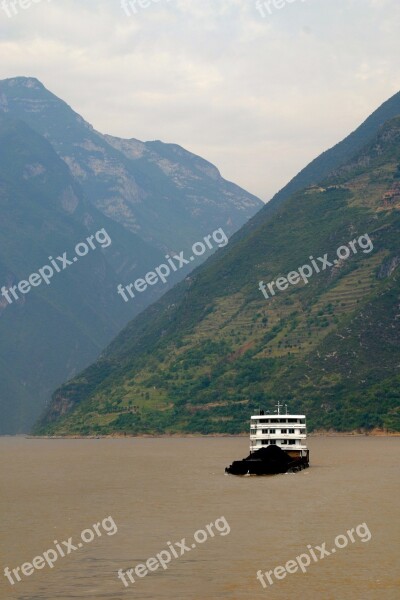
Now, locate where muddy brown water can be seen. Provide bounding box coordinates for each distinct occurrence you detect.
[0,436,399,599]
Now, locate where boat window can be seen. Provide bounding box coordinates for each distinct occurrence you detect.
[281,429,287,434]
[288,429,295,434]
[289,440,296,445]
[269,429,276,434]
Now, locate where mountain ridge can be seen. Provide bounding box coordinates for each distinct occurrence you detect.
[36,114,400,436]
[0,77,262,248]
[268,89,400,208]
[0,78,262,434]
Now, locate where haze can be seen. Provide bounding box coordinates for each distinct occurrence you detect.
[1,0,399,200]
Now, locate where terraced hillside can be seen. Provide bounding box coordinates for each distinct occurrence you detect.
[36,117,400,435]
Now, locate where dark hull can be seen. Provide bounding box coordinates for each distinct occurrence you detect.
[225,446,309,476]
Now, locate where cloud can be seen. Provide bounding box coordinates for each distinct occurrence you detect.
[0,0,399,200]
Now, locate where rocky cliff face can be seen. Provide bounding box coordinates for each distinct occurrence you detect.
[0,77,263,434]
[0,115,169,434]
[0,77,262,252]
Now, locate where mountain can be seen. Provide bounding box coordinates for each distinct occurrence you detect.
[268,90,400,209]
[0,77,262,250]
[36,114,400,436]
[0,78,263,434]
[0,115,169,433]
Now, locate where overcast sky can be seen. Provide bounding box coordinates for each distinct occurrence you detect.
[1,0,399,201]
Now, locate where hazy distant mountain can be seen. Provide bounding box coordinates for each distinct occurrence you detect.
[39,114,400,435]
[0,77,262,250]
[0,77,263,434]
[0,115,168,433]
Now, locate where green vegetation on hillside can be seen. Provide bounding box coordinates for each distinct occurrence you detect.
[35,117,400,436]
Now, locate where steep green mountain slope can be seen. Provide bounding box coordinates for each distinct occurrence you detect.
[36,117,400,435]
[0,77,262,249]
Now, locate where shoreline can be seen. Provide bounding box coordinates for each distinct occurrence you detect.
[17,429,400,440]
